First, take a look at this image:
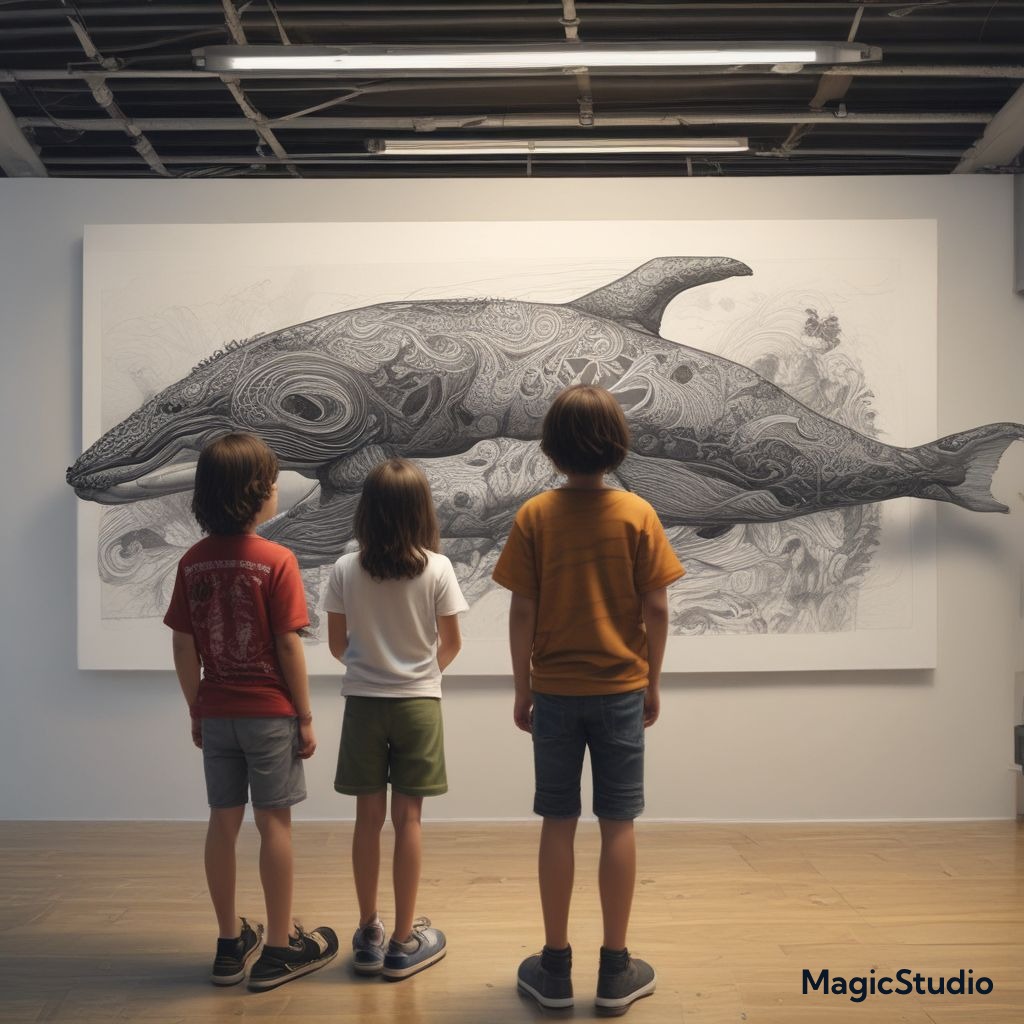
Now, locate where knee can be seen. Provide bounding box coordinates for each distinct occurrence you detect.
[254,807,291,837]
[390,801,422,832]
[358,807,387,832]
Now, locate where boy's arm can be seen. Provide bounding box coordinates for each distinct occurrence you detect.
[640,587,669,727]
[171,630,203,748]
[436,614,463,672]
[509,592,538,733]
[327,611,348,661]
[274,631,316,759]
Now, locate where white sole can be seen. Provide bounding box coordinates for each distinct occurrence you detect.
[517,977,574,1009]
[595,977,657,1014]
[382,946,446,980]
[247,950,338,991]
[353,959,384,975]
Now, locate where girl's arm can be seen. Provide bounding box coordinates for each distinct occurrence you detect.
[327,611,348,661]
[274,630,316,758]
[436,614,462,671]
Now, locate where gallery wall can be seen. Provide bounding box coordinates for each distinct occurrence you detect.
[0,175,1021,822]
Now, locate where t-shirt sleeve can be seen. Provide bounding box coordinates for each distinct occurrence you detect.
[491,512,538,599]
[323,558,346,615]
[269,552,311,633]
[435,557,470,617]
[162,563,193,633]
[635,507,686,593]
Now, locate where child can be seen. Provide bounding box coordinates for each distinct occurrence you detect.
[164,432,338,991]
[492,385,685,1016]
[325,457,468,980]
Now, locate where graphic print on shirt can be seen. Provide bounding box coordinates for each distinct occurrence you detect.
[185,559,276,678]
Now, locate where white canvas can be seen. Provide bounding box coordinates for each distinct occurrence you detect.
[77,219,938,673]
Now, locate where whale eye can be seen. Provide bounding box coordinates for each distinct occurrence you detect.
[282,394,326,421]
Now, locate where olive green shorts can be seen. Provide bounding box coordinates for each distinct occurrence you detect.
[335,696,448,797]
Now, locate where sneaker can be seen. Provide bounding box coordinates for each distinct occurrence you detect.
[381,917,446,980]
[247,923,339,991]
[352,916,386,975]
[517,948,574,1009]
[595,949,656,1016]
[211,917,264,986]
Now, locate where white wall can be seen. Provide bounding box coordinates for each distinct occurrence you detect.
[1,176,1021,821]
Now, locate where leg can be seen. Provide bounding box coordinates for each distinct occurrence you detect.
[253,806,294,948]
[598,817,636,950]
[390,791,423,943]
[538,816,578,949]
[353,791,388,926]
[205,805,245,938]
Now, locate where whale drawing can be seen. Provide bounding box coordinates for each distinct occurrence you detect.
[68,256,1022,539]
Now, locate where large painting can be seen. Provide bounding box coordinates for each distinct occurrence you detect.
[69,220,1018,673]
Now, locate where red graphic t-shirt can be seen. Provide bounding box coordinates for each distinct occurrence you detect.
[163,533,310,718]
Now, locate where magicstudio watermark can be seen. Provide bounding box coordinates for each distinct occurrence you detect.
[803,968,994,1003]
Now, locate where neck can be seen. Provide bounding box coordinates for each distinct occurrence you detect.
[562,472,607,490]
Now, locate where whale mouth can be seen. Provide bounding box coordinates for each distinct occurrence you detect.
[72,462,200,504]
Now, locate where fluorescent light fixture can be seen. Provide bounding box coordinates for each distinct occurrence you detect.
[370,138,749,156]
[194,43,880,76]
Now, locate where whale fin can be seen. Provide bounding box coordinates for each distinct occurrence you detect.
[914,422,1024,512]
[566,257,753,334]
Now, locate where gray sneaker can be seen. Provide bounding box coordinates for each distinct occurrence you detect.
[517,952,574,1009]
[595,951,656,1016]
[352,916,386,975]
[381,917,447,980]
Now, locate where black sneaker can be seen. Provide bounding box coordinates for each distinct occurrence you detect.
[247,924,339,991]
[595,949,656,1016]
[211,918,263,986]
[517,948,574,1009]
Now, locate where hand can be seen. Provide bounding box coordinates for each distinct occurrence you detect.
[190,717,203,749]
[298,719,317,759]
[643,687,660,728]
[513,692,533,733]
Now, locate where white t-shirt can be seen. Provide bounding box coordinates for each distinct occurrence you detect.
[324,550,469,698]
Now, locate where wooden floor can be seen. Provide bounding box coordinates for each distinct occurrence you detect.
[1,821,1022,1023]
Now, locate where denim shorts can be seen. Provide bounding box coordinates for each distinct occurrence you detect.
[201,717,306,810]
[532,689,646,821]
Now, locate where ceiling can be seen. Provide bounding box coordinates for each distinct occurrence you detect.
[2,0,1024,179]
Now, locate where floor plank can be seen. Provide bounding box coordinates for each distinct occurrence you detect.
[0,821,1021,1023]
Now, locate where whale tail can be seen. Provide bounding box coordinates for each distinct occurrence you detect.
[567,256,752,334]
[914,422,1024,512]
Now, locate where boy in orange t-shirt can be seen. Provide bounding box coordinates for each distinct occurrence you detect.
[493,385,684,1016]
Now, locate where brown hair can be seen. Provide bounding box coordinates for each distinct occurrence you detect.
[355,458,441,580]
[191,433,278,535]
[541,384,630,475]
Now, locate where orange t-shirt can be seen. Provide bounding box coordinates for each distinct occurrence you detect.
[492,488,685,696]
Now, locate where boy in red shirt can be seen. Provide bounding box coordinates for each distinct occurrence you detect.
[164,433,338,990]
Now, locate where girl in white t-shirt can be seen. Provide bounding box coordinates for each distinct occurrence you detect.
[325,458,468,980]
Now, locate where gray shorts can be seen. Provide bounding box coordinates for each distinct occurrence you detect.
[201,717,307,810]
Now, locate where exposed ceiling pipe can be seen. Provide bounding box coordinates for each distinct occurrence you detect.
[955,82,1024,172]
[16,111,992,131]
[63,16,171,176]
[561,0,594,128]
[39,147,967,166]
[775,4,865,160]
[220,0,301,177]
[0,92,47,176]
[4,64,1024,82]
